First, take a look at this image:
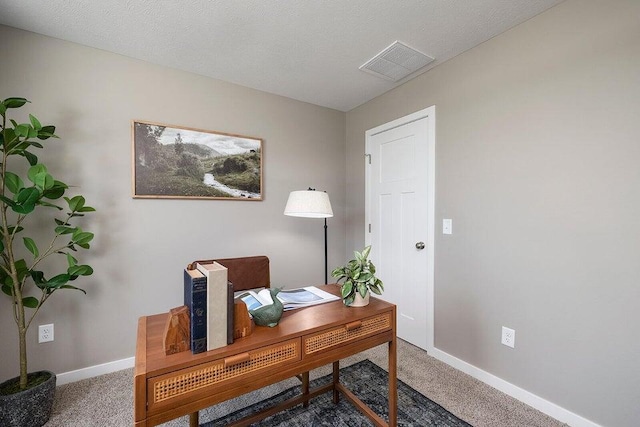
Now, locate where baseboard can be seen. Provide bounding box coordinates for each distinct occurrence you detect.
[56,357,135,386]
[429,348,600,427]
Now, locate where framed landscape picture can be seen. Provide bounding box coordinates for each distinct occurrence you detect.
[132,120,263,200]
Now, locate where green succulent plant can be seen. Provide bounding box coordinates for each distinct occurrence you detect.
[0,97,95,391]
[331,245,384,306]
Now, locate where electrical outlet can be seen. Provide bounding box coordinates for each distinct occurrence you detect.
[501,326,515,348]
[39,324,54,343]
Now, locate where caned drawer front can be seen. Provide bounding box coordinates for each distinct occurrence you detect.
[147,338,300,411]
[304,312,392,355]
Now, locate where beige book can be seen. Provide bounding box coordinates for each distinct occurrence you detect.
[195,261,228,351]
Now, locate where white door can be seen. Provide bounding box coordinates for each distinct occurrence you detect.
[365,107,435,351]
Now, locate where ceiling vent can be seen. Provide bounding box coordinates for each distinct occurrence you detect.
[359,41,434,82]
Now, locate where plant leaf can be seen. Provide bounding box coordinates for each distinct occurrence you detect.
[369,284,383,295]
[3,97,29,108]
[59,284,87,294]
[46,274,70,288]
[31,270,45,286]
[22,296,39,308]
[357,283,368,298]
[27,164,47,183]
[7,225,24,235]
[72,231,94,245]
[37,125,56,140]
[23,237,39,257]
[68,265,93,276]
[0,195,17,208]
[43,181,67,200]
[361,245,371,260]
[66,253,78,267]
[29,114,42,130]
[341,280,353,298]
[15,123,30,137]
[343,294,355,306]
[1,283,13,296]
[2,128,17,148]
[27,126,38,139]
[4,172,24,194]
[13,187,40,214]
[65,195,85,212]
[55,225,75,235]
[22,151,38,166]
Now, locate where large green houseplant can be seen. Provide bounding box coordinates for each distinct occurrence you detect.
[331,245,383,307]
[0,97,95,426]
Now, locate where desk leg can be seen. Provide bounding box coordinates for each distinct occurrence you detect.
[332,361,340,404]
[388,336,398,427]
[189,411,199,427]
[302,371,310,408]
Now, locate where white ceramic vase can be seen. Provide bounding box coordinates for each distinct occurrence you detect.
[349,291,370,307]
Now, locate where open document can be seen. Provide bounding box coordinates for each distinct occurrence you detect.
[237,286,340,311]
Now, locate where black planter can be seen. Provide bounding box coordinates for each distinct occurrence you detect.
[0,371,56,427]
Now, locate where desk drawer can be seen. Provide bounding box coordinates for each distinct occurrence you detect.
[147,338,300,412]
[304,312,392,355]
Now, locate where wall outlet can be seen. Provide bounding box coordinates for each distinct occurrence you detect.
[501,326,515,348]
[39,324,54,343]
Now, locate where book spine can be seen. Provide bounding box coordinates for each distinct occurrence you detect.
[227,281,234,345]
[204,263,229,351]
[184,269,207,354]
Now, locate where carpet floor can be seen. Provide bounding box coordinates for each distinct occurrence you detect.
[44,339,567,426]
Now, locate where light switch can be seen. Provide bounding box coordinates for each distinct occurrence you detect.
[443,219,452,235]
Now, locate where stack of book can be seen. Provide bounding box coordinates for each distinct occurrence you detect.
[183,263,340,355]
[183,262,233,354]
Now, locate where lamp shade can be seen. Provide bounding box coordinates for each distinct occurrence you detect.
[284,190,333,218]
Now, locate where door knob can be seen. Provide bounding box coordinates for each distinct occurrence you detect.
[415,242,425,250]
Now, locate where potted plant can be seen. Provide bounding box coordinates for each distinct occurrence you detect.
[331,245,383,307]
[0,97,95,427]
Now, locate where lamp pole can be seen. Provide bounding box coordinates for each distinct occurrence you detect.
[324,217,328,284]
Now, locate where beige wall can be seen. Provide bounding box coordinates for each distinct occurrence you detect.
[0,25,345,379]
[346,1,640,426]
[3,0,640,425]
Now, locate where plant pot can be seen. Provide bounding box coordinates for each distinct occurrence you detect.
[349,292,370,307]
[0,371,56,427]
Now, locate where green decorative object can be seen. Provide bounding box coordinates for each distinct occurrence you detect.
[249,288,284,327]
[0,97,95,425]
[331,245,384,306]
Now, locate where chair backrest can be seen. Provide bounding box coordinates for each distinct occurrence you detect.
[188,256,270,292]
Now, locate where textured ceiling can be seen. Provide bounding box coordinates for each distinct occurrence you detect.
[0,0,565,111]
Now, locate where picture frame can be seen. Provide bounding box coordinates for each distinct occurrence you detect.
[132,120,263,200]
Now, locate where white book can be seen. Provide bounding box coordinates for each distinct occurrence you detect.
[237,286,340,311]
[196,261,228,351]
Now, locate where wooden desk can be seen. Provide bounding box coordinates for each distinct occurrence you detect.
[134,285,397,426]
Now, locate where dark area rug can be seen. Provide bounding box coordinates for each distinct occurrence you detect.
[203,359,472,426]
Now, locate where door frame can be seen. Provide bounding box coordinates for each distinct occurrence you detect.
[364,106,436,351]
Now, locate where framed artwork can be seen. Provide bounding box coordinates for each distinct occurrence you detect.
[132,120,263,200]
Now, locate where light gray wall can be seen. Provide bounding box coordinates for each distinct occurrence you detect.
[0,25,345,380]
[346,1,640,426]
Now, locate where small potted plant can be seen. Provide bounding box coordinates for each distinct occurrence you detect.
[0,97,95,427]
[331,245,383,307]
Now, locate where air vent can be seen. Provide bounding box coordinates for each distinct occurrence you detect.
[359,41,434,82]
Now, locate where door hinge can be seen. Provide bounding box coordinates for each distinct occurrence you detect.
[365,153,371,164]
[368,224,372,233]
